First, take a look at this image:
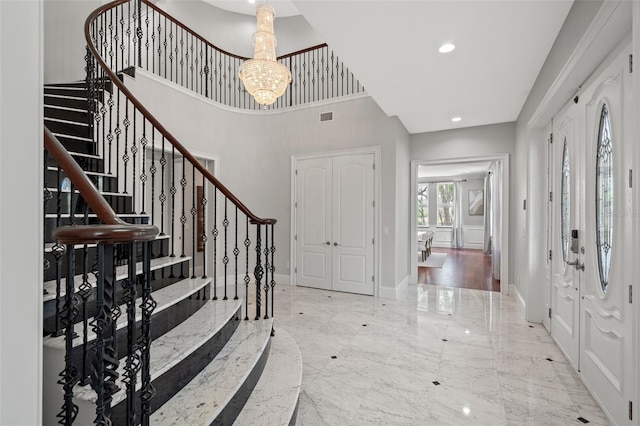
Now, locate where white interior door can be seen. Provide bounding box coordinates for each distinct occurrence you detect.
[332,154,374,295]
[550,101,581,369]
[295,157,332,290]
[543,123,553,333]
[295,153,375,295]
[578,46,634,425]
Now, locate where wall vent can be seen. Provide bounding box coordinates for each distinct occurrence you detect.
[320,112,334,122]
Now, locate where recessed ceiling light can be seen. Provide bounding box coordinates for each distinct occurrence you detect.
[451,117,462,122]
[439,43,455,53]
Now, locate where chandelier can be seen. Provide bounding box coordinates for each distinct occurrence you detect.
[239,3,292,106]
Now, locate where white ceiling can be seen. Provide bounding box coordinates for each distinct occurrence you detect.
[418,161,491,179]
[203,0,573,134]
[203,0,301,17]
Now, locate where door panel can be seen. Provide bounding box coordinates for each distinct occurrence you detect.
[332,154,374,295]
[550,103,580,369]
[295,153,375,295]
[579,47,633,425]
[295,158,332,290]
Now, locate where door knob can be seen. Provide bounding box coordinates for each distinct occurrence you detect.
[325,241,331,245]
[567,259,585,271]
[334,242,340,246]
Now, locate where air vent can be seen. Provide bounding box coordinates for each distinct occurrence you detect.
[320,112,333,122]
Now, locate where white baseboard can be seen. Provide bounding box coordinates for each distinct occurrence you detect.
[510,284,526,313]
[379,275,409,299]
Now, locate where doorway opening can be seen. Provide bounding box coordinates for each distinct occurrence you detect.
[410,155,509,295]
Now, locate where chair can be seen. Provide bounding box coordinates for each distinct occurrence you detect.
[419,230,434,261]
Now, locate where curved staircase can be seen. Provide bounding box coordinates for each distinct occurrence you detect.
[42,7,302,422]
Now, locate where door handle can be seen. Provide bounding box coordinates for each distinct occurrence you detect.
[567,259,585,271]
[325,241,331,245]
[334,242,340,246]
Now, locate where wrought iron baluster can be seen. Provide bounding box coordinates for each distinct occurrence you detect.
[115,90,121,181]
[123,99,130,194]
[123,242,139,425]
[212,187,218,300]
[57,243,79,425]
[159,136,166,237]
[270,224,276,319]
[91,244,119,425]
[127,1,131,67]
[140,118,148,214]
[107,85,114,173]
[223,197,229,300]
[78,207,92,386]
[132,112,138,212]
[201,174,207,279]
[191,165,197,279]
[150,129,156,230]
[244,217,250,320]
[264,226,270,319]
[170,145,176,259]
[254,225,263,320]
[234,206,239,300]
[53,168,64,337]
[140,240,156,426]
[144,3,150,70]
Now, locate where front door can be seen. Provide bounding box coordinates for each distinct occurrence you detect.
[578,46,634,425]
[550,101,580,369]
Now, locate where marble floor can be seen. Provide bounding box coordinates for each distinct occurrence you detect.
[272,284,610,425]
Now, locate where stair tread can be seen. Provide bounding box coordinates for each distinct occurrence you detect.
[43,277,211,350]
[43,255,191,303]
[74,298,244,406]
[233,328,302,426]
[150,318,274,425]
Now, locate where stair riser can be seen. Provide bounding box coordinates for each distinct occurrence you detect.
[110,305,242,424]
[44,192,133,215]
[44,238,171,282]
[46,135,97,155]
[44,95,89,111]
[44,106,91,124]
[43,260,191,336]
[46,169,117,192]
[47,153,104,173]
[67,285,211,385]
[44,87,88,97]
[44,216,149,243]
[45,119,91,140]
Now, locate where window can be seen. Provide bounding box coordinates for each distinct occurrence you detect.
[437,182,454,227]
[417,183,429,226]
[561,139,570,265]
[596,103,613,293]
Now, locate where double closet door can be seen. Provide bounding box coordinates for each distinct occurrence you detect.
[294,153,375,295]
[549,45,634,425]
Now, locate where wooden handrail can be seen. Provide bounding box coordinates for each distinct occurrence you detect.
[86,0,276,226]
[141,0,326,61]
[45,126,159,244]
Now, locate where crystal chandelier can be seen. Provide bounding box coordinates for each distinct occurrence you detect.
[239,3,292,106]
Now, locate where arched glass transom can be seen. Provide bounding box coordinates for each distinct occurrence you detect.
[596,103,613,293]
[561,138,570,265]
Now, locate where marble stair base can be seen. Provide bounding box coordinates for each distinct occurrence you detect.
[234,328,303,426]
[151,318,274,425]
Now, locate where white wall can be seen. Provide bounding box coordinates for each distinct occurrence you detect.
[410,122,516,281]
[0,1,43,424]
[44,0,105,84]
[394,120,411,286]
[124,71,405,291]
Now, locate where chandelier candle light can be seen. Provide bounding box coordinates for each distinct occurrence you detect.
[239,3,292,106]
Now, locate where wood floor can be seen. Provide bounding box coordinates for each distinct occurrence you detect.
[417,247,500,292]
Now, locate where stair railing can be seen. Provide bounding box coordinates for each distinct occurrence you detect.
[86,0,277,323]
[104,0,364,110]
[45,126,159,425]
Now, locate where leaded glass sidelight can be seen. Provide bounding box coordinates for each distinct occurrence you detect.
[561,139,570,265]
[596,104,613,293]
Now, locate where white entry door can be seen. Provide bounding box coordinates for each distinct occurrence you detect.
[295,153,375,295]
[578,46,634,425]
[550,101,580,369]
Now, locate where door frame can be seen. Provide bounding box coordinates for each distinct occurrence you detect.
[410,153,510,296]
[290,146,382,295]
